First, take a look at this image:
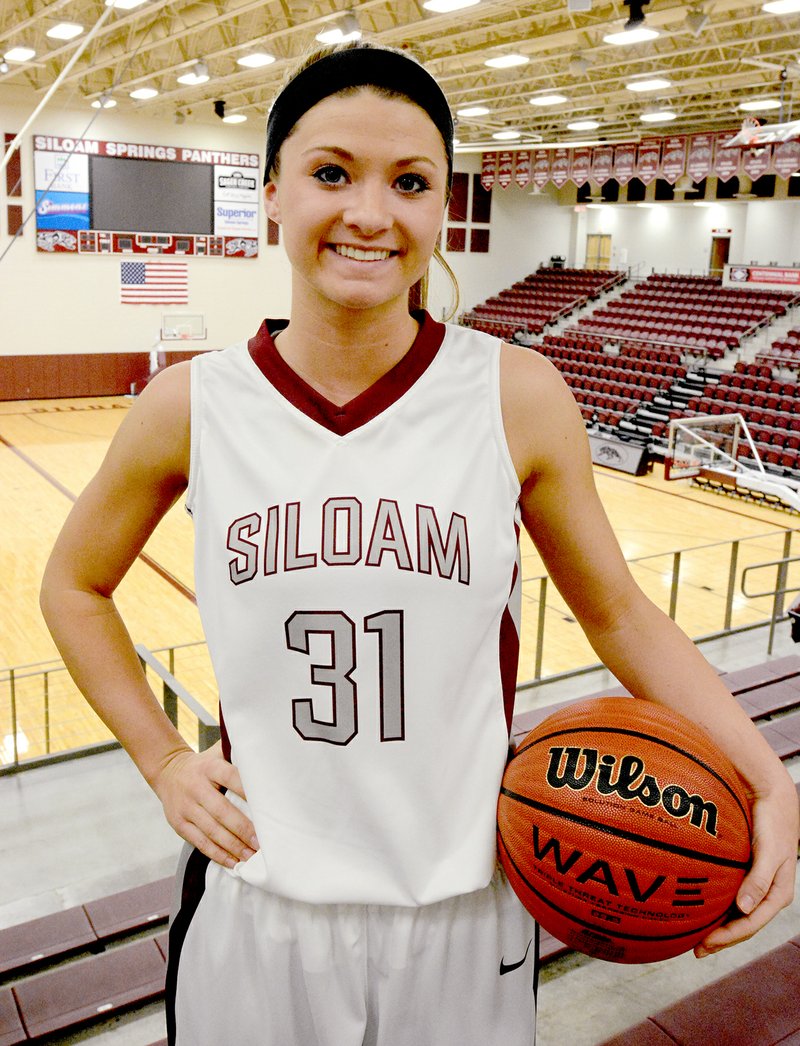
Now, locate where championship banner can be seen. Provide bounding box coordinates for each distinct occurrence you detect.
[742,144,772,181]
[614,143,636,185]
[570,147,591,187]
[590,145,614,186]
[713,131,740,182]
[514,150,532,189]
[660,135,687,185]
[686,132,714,182]
[773,139,800,179]
[636,139,661,185]
[532,149,551,189]
[550,148,571,189]
[480,151,498,191]
[497,150,514,189]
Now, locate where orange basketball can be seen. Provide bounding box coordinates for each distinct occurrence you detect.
[497,697,752,964]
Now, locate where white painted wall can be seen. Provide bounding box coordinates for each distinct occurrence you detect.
[2,90,799,356]
[429,153,573,319]
[581,197,800,279]
[0,94,289,356]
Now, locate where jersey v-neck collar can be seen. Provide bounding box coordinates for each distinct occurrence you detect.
[247,310,446,436]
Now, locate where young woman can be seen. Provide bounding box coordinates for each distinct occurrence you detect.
[40,41,797,1046]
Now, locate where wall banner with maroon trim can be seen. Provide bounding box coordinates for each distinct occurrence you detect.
[713,131,740,182]
[514,150,531,188]
[497,150,514,189]
[550,148,571,188]
[773,139,800,179]
[660,135,687,185]
[636,139,661,185]
[532,149,551,189]
[742,145,772,181]
[480,152,497,191]
[570,147,591,186]
[686,132,714,183]
[614,143,636,185]
[590,145,614,186]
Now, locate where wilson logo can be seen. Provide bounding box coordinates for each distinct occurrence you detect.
[545,746,719,837]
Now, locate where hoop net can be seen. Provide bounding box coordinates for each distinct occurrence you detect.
[665,413,800,512]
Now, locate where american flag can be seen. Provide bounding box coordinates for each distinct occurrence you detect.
[119,260,189,305]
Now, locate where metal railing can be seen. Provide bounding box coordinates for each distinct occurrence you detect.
[517,527,799,688]
[2,529,797,771]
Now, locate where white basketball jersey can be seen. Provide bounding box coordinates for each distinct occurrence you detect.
[186,312,522,906]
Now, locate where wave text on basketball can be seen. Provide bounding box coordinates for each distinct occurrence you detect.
[545,747,719,837]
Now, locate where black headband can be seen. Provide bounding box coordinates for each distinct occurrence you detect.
[263,47,454,188]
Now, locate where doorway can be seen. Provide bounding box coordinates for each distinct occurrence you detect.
[586,233,612,269]
[709,235,731,277]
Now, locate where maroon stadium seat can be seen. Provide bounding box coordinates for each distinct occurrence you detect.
[0,987,26,1046]
[83,877,172,941]
[13,938,165,1039]
[0,905,96,977]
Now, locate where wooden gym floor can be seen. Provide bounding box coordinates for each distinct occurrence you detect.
[1,395,798,763]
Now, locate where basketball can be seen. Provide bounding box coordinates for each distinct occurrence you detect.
[497,697,752,964]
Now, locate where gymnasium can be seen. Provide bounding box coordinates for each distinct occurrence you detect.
[1,0,799,1042]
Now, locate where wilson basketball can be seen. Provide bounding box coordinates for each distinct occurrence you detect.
[497,697,752,964]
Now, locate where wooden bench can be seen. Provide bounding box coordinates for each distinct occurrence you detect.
[0,987,25,1046]
[84,877,172,942]
[0,906,96,978]
[511,656,800,754]
[0,878,172,984]
[598,935,800,1045]
[13,938,165,1040]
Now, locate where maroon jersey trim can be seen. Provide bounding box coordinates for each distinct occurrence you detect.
[247,310,446,436]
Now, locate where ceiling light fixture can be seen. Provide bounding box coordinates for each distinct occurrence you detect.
[530,93,568,105]
[177,60,210,85]
[104,0,150,9]
[457,105,490,117]
[0,61,8,74]
[567,119,600,131]
[493,129,521,140]
[485,53,529,68]
[316,11,361,42]
[641,109,678,122]
[223,113,247,124]
[4,46,36,62]
[237,52,276,68]
[626,77,671,91]
[130,86,158,99]
[603,26,659,44]
[423,0,481,11]
[91,92,117,109]
[762,0,800,11]
[47,23,84,40]
[738,97,782,111]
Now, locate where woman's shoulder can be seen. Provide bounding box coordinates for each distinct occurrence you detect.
[498,339,588,483]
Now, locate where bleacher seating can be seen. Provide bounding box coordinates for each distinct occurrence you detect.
[516,654,800,1042]
[461,266,625,339]
[0,878,172,1043]
[598,935,800,1046]
[574,274,799,360]
[536,332,686,432]
[1,654,797,1041]
[757,325,800,371]
[674,366,800,479]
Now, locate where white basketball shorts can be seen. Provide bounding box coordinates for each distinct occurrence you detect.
[166,849,539,1046]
